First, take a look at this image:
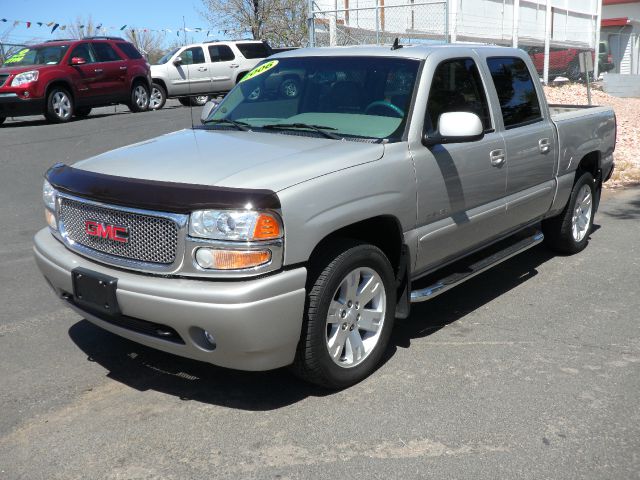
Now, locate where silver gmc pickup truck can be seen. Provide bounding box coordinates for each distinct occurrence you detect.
[34,44,616,388]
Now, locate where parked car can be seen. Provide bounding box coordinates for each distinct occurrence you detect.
[526,46,596,80]
[35,45,616,388]
[0,36,151,125]
[149,40,272,110]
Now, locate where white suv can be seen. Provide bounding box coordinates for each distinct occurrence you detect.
[149,40,272,110]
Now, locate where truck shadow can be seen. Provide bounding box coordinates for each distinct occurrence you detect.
[386,244,556,353]
[68,241,580,410]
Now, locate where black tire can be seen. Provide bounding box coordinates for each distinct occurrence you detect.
[45,87,74,123]
[279,77,301,98]
[0,116,5,125]
[291,241,396,389]
[542,171,596,254]
[149,83,167,110]
[74,107,92,118]
[178,95,209,107]
[127,82,150,112]
[567,60,581,80]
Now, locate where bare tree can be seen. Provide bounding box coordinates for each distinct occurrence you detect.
[126,29,167,64]
[64,16,98,39]
[200,0,307,46]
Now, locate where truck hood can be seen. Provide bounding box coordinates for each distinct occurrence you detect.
[73,128,385,191]
[0,64,56,75]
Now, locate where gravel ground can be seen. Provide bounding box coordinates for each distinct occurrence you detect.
[544,83,640,187]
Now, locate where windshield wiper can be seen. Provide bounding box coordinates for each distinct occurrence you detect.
[203,118,252,132]
[261,123,342,140]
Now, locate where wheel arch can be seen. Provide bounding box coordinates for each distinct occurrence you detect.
[307,215,406,278]
[130,75,150,90]
[152,78,168,92]
[45,80,75,103]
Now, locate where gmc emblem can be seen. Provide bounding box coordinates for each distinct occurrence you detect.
[85,220,129,243]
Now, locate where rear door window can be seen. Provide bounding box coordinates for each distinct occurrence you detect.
[116,42,143,59]
[92,43,122,62]
[426,58,492,133]
[180,47,205,65]
[208,45,235,62]
[486,57,542,129]
[236,42,271,59]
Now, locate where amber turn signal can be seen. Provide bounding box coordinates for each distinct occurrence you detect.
[195,248,271,270]
[252,213,282,240]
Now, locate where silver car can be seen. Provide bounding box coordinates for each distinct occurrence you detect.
[149,40,271,109]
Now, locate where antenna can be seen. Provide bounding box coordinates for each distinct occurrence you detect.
[391,37,403,50]
[183,15,195,129]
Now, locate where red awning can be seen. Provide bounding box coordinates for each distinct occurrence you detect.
[601,17,630,27]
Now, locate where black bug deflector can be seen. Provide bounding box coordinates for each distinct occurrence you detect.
[45,163,281,213]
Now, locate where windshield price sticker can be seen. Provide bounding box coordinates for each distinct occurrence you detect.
[240,60,279,82]
[4,49,29,64]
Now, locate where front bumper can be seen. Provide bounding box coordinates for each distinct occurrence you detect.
[34,228,307,371]
[0,93,45,117]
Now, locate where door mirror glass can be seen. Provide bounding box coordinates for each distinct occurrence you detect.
[173,56,182,66]
[423,112,484,146]
[200,99,220,124]
[71,57,87,65]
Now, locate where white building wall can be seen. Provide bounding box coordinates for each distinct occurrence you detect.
[314,0,598,47]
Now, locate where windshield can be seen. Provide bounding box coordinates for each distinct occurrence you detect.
[2,45,69,67]
[156,48,179,65]
[205,56,420,141]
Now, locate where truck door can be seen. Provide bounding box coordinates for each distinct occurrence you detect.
[484,56,556,229]
[207,45,237,92]
[90,42,129,102]
[171,46,210,95]
[412,56,508,275]
[67,42,101,103]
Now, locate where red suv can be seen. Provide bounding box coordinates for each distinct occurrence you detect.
[0,37,151,125]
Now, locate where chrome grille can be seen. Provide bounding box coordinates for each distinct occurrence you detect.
[59,197,179,264]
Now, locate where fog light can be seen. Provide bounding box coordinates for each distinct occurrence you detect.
[204,330,216,347]
[45,209,57,230]
[195,247,271,270]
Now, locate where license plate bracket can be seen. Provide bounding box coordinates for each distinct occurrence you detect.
[72,267,120,317]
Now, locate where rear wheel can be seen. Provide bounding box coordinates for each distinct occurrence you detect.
[149,83,167,110]
[74,107,92,118]
[543,171,596,254]
[127,82,150,112]
[291,241,396,389]
[178,95,209,107]
[45,87,73,123]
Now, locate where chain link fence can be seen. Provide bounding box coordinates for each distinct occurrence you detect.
[310,1,448,47]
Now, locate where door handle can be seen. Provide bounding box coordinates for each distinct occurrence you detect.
[197,67,207,71]
[94,68,103,73]
[230,64,240,68]
[489,149,506,167]
[538,138,551,154]
[119,66,127,71]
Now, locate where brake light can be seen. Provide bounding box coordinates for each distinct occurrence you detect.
[608,54,613,63]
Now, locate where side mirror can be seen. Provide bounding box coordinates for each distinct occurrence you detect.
[71,57,87,65]
[200,99,220,124]
[422,112,484,147]
[173,56,183,66]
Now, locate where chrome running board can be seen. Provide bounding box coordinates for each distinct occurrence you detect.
[410,230,544,303]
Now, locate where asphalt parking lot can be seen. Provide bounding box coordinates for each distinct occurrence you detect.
[1,103,639,480]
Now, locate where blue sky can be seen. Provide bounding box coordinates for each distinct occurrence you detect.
[1,0,218,45]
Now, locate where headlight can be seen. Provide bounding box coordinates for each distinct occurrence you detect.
[189,210,282,241]
[43,179,56,211]
[11,70,39,87]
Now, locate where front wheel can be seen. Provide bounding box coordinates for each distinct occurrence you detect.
[178,95,209,107]
[291,241,396,389]
[128,82,150,112]
[542,171,595,254]
[45,88,73,123]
